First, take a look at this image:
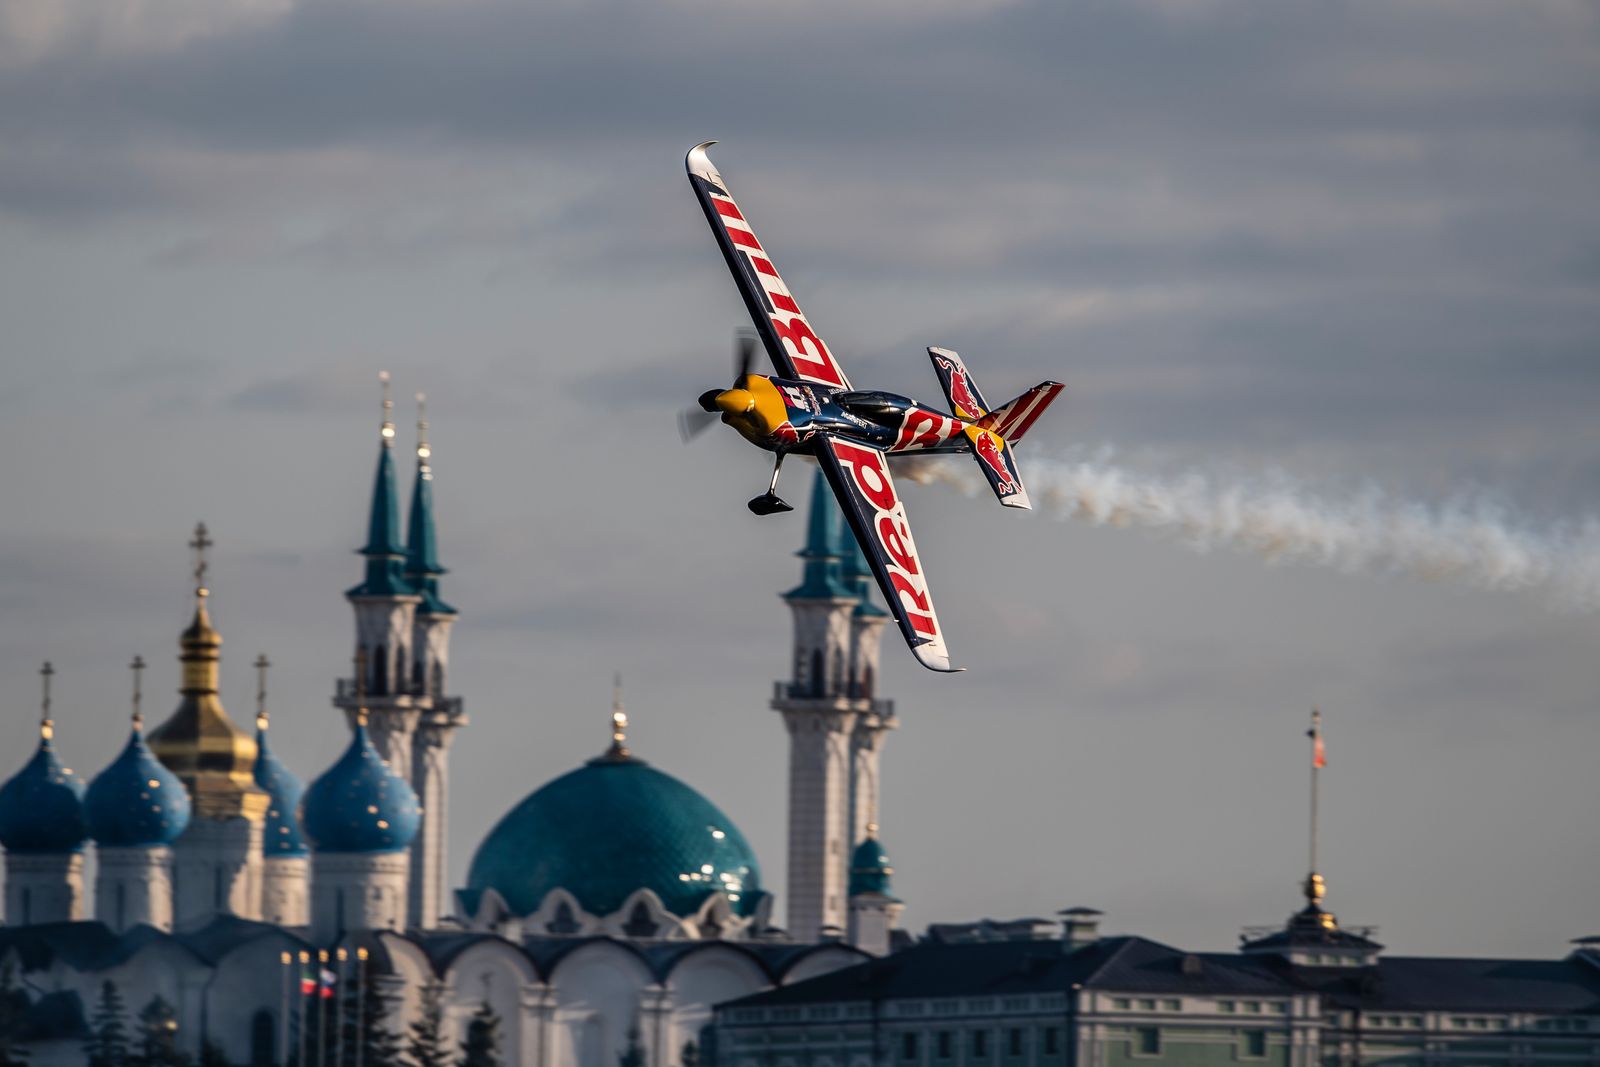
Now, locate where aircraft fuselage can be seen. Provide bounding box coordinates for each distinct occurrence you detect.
[709,374,973,457]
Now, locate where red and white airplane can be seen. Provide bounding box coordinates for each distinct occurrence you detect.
[684,142,1063,672]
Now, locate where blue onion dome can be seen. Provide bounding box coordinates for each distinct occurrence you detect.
[0,721,88,854]
[300,717,419,854]
[253,714,308,857]
[86,722,192,848]
[848,830,895,897]
[467,721,764,920]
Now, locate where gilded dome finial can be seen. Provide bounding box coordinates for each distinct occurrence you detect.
[254,654,271,732]
[608,672,629,758]
[379,370,395,447]
[416,392,431,469]
[129,655,146,729]
[38,660,54,740]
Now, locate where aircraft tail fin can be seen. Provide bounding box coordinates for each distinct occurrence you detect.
[974,381,1064,444]
[927,347,992,420]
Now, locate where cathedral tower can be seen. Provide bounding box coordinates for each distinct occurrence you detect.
[772,470,894,940]
[148,524,271,926]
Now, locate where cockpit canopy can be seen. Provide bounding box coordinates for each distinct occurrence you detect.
[835,390,910,427]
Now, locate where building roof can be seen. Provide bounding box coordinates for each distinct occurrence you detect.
[465,747,764,920]
[253,719,308,857]
[784,470,855,601]
[348,442,415,598]
[0,727,88,854]
[84,726,191,848]
[301,720,420,855]
[848,835,894,898]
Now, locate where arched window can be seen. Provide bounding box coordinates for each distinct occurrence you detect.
[810,650,824,697]
[372,644,389,696]
[432,662,444,697]
[250,1009,276,1067]
[863,666,874,700]
[547,901,580,936]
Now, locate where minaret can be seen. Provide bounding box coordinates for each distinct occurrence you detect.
[305,654,421,940]
[148,524,271,926]
[839,531,895,854]
[402,392,466,930]
[772,470,860,940]
[253,655,310,927]
[0,663,90,925]
[86,656,191,933]
[846,823,903,957]
[334,371,423,780]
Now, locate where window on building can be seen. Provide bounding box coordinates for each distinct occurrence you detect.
[1113,999,1131,1011]
[973,1030,988,1057]
[1136,1028,1160,1056]
[1162,1000,1180,1012]
[1044,1029,1060,1055]
[1244,1031,1267,1059]
[937,1032,953,1059]
[1008,1029,1023,1057]
[903,1034,919,1059]
[623,902,658,938]
[1139,999,1157,1011]
[1219,1001,1236,1014]
[1243,1002,1262,1014]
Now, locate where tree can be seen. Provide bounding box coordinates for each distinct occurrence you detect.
[618,1026,646,1067]
[134,995,187,1067]
[457,1001,503,1067]
[85,980,130,1067]
[0,959,28,1067]
[404,982,451,1067]
[680,1040,700,1067]
[356,977,406,1067]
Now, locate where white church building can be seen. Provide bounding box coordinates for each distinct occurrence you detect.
[0,383,902,1064]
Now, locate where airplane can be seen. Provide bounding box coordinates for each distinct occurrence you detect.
[682,142,1063,673]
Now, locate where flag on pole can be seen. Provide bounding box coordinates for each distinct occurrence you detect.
[319,967,338,999]
[300,968,317,996]
[1309,711,1326,768]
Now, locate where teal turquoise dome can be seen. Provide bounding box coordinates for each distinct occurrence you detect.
[301,720,419,854]
[0,729,88,854]
[85,726,191,847]
[253,719,308,857]
[466,751,764,920]
[848,835,895,897]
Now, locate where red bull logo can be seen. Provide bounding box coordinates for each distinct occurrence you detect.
[935,355,984,419]
[973,430,1017,495]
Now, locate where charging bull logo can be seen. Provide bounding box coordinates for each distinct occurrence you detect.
[973,430,1017,495]
[936,355,985,419]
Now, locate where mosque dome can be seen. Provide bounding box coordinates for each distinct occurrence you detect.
[848,833,895,897]
[301,719,419,855]
[0,726,88,854]
[466,731,764,920]
[254,716,308,857]
[86,725,192,848]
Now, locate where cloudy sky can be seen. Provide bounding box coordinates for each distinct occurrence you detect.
[1,0,1597,957]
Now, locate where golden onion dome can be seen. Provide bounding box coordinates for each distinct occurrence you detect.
[145,525,269,823]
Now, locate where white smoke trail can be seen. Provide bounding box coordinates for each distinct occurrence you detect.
[896,449,1600,611]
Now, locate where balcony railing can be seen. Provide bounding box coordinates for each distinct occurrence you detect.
[772,681,894,717]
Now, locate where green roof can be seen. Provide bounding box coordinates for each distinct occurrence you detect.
[784,470,855,601]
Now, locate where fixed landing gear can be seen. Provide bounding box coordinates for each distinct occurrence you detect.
[748,454,794,515]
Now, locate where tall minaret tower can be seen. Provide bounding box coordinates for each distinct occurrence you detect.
[402,392,465,930]
[149,523,271,926]
[772,470,865,941]
[840,535,895,852]
[334,372,423,781]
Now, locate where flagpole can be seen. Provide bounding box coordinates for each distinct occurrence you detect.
[353,948,368,1067]
[334,947,348,1067]
[280,951,291,1067]
[1308,707,1320,880]
[299,950,312,1067]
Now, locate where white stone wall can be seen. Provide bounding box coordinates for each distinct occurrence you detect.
[409,712,456,931]
[847,893,903,957]
[171,814,264,926]
[782,708,856,941]
[311,850,409,940]
[262,854,309,926]
[4,852,84,925]
[788,602,855,698]
[95,844,174,932]
[351,597,419,701]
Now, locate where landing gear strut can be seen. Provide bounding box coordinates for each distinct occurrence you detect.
[748,454,794,515]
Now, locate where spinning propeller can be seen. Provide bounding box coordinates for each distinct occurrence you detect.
[679,328,759,442]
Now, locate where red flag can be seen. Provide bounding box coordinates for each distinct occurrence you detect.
[1312,733,1326,769]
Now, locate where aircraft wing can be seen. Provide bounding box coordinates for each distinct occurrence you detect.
[686,142,854,391]
[816,436,961,673]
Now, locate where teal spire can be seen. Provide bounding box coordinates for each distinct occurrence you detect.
[348,372,415,599]
[784,469,856,601]
[405,393,456,615]
[839,512,887,618]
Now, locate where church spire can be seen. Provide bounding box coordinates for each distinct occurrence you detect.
[350,372,412,597]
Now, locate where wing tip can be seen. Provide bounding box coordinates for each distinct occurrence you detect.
[686,141,720,180]
[913,643,965,673]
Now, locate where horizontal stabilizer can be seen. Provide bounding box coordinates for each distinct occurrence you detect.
[975,381,1064,444]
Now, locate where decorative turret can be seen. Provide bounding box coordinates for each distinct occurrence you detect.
[1,663,90,924]
[308,653,421,939]
[405,393,455,619]
[252,655,310,926]
[88,656,188,931]
[147,525,270,925]
[846,824,903,957]
[785,470,856,603]
[348,372,414,602]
